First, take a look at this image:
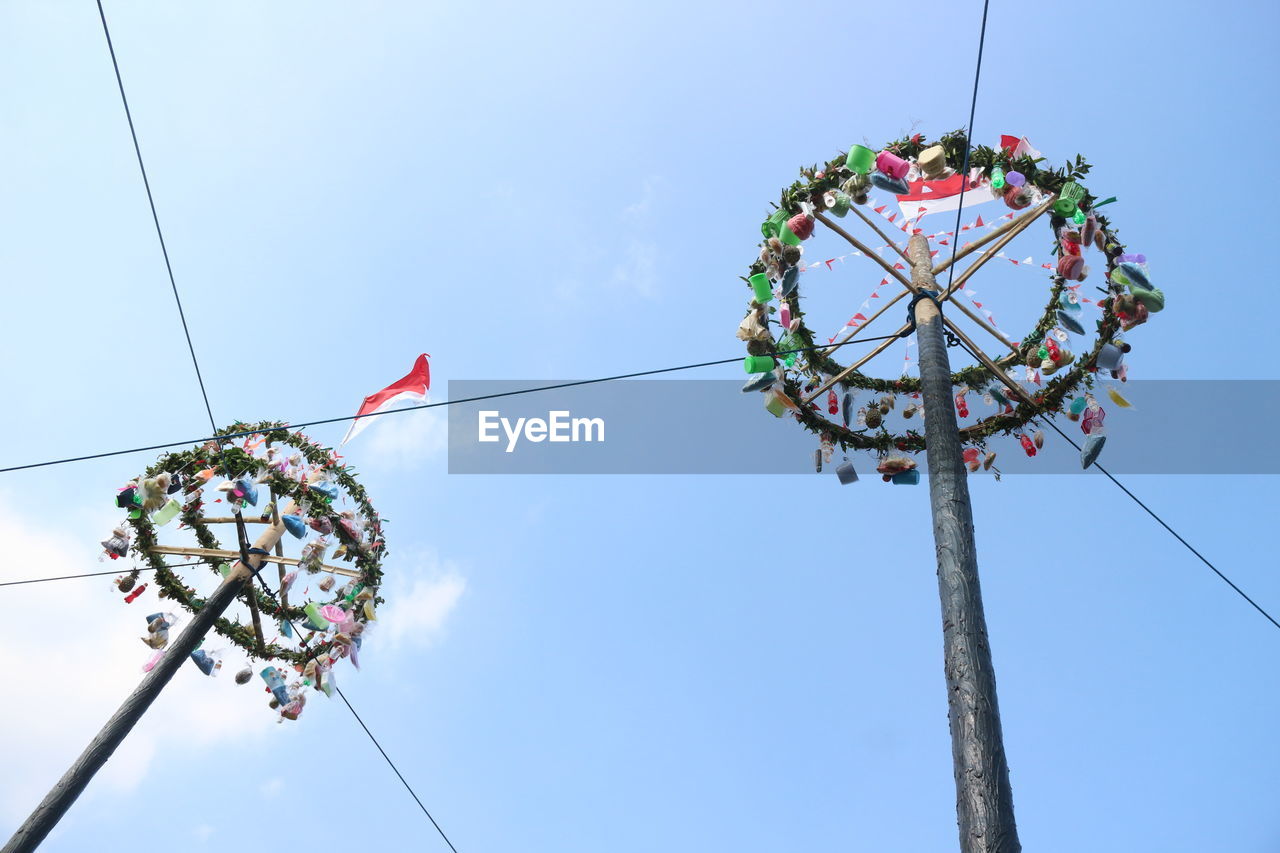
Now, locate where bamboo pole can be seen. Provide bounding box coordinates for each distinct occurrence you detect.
[939,197,1057,296]
[803,323,909,404]
[814,212,913,290]
[147,545,359,579]
[941,318,1035,405]
[818,288,911,358]
[846,204,910,262]
[930,194,1056,277]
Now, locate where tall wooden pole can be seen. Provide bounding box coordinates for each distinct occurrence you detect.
[908,233,1021,852]
[2,519,286,853]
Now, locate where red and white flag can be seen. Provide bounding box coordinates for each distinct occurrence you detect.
[999,135,1042,160]
[341,354,432,445]
[895,171,995,222]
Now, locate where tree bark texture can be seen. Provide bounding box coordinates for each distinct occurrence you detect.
[908,234,1021,853]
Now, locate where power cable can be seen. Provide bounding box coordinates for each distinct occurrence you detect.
[0,559,211,588]
[96,0,219,435]
[949,337,1280,632]
[941,0,991,294]
[93,5,461,847]
[0,335,903,475]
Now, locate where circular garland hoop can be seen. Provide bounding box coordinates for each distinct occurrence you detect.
[123,421,385,667]
[739,129,1149,456]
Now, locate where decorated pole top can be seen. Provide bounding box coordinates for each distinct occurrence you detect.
[737,129,1160,480]
[103,421,386,721]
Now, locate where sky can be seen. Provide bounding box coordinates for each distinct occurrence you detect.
[1,1,1278,851]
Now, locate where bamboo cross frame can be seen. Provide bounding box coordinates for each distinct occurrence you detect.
[846,204,910,263]
[147,545,361,579]
[801,193,1056,405]
[931,194,1057,277]
[814,213,912,290]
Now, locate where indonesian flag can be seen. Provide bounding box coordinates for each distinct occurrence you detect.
[895,171,995,221]
[999,135,1042,160]
[340,354,431,445]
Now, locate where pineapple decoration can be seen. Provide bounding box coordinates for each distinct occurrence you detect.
[737,130,1162,480]
[102,421,387,722]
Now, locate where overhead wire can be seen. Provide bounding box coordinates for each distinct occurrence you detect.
[949,338,1280,633]
[0,335,904,476]
[92,4,461,847]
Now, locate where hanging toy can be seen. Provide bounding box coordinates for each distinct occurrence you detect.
[235,667,253,685]
[318,575,336,592]
[841,391,854,427]
[813,448,822,473]
[101,526,130,560]
[1017,433,1037,457]
[820,434,834,464]
[955,390,969,419]
[140,474,171,513]
[827,389,839,416]
[1081,398,1106,436]
[1033,430,1045,449]
[863,407,883,429]
[989,165,1006,190]
[300,538,328,573]
[116,573,137,593]
[781,213,815,244]
[835,458,858,485]
[124,583,147,604]
[963,447,981,473]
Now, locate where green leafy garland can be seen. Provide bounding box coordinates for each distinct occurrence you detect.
[741,130,1130,454]
[124,421,385,667]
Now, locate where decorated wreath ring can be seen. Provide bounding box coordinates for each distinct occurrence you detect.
[121,422,386,667]
[738,129,1160,459]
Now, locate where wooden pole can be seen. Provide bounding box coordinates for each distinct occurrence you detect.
[907,233,1021,852]
[3,519,287,853]
[145,545,359,579]
[814,212,913,290]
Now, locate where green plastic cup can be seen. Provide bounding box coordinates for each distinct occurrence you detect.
[778,223,801,246]
[761,208,789,238]
[846,144,875,175]
[744,355,774,373]
[1054,181,1084,216]
[749,272,773,303]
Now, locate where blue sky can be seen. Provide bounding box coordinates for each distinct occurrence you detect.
[1,1,1278,850]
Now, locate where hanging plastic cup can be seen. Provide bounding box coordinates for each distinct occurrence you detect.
[875,150,910,180]
[1096,343,1125,372]
[1053,182,1085,217]
[749,273,772,303]
[744,354,774,374]
[152,498,182,527]
[846,144,876,175]
[891,469,921,485]
[835,461,858,485]
[761,208,789,238]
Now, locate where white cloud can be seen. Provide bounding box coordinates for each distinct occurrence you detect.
[259,776,285,798]
[358,407,448,469]
[377,551,466,652]
[0,496,276,825]
[608,238,660,298]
